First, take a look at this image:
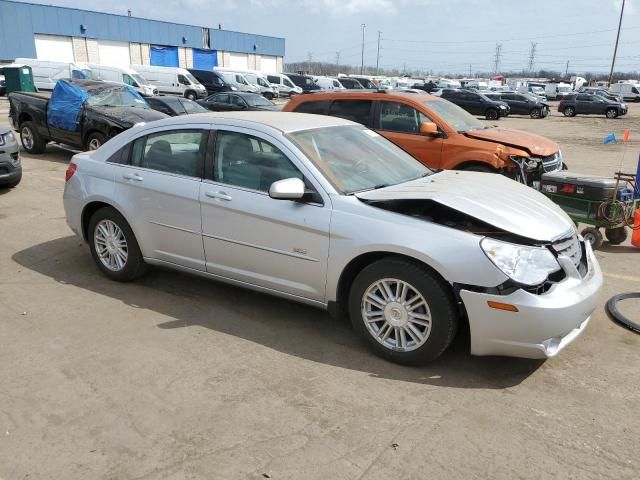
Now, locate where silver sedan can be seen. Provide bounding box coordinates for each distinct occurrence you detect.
[63,112,602,365]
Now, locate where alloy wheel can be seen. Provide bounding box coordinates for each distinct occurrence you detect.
[361,278,432,352]
[94,219,128,271]
[21,126,34,150]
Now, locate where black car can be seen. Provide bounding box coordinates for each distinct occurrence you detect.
[484,92,549,119]
[411,80,438,93]
[8,79,167,153]
[198,92,280,112]
[146,95,208,116]
[348,77,378,89]
[578,87,623,103]
[439,88,509,120]
[284,73,321,92]
[558,93,628,118]
[188,69,233,96]
[339,78,367,90]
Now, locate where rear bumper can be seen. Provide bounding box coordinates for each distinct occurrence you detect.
[460,242,602,359]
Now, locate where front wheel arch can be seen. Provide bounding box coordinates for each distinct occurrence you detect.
[454,160,500,173]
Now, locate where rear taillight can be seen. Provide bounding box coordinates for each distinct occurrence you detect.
[65,163,77,182]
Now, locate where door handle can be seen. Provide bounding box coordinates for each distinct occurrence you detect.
[123,173,143,181]
[205,190,232,201]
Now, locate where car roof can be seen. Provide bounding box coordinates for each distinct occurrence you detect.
[145,111,357,133]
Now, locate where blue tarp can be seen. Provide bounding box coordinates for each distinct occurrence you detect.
[47,80,90,132]
[150,45,179,67]
[193,49,218,70]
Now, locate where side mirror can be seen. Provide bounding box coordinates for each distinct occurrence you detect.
[269,178,305,200]
[419,122,440,137]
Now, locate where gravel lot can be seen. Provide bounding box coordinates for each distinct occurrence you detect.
[1,96,639,480]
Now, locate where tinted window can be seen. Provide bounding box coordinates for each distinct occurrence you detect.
[267,75,280,84]
[632,87,639,94]
[328,100,372,125]
[230,95,248,107]
[501,93,516,100]
[131,130,204,177]
[194,71,212,82]
[294,100,330,115]
[577,95,592,102]
[181,99,207,114]
[147,98,176,116]
[106,144,131,164]
[212,94,229,103]
[122,74,137,86]
[378,101,430,134]
[214,132,302,192]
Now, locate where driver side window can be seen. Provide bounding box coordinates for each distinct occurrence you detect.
[378,101,430,134]
[214,131,303,192]
[178,74,188,85]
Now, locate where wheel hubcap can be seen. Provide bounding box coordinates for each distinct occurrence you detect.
[88,138,101,150]
[362,278,432,352]
[21,127,33,150]
[94,220,128,271]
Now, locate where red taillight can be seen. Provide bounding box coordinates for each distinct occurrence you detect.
[65,163,77,182]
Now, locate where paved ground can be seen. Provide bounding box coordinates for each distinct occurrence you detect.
[0,96,639,480]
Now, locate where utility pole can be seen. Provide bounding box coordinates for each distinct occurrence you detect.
[469,64,472,78]
[527,42,537,73]
[360,24,366,75]
[307,51,313,75]
[565,60,570,77]
[608,0,625,86]
[493,43,502,75]
[335,51,340,76]
[376,31,382,75]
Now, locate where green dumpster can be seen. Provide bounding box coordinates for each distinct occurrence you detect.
[2,65,36,94]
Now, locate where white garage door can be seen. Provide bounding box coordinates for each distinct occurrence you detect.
[34,34,74,63]
[97,40,131,68]
[228,53,249,70]
[260,56,277,73]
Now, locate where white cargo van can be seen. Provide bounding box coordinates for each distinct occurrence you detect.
[130,65,207,99]
[314,76,345,90]
[213,68,260,94]
[545,82,572,100]
[610,83,640,102]
[214,68,277,99]
[266,73,302,96]
[84,64,157,97]
[14,58,92,91]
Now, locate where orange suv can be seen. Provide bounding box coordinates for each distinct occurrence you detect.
[284,91,563,185]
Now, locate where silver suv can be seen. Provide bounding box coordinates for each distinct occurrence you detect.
[63,112,602,365]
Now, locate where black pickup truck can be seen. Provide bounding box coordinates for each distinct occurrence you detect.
[9,79,167,154]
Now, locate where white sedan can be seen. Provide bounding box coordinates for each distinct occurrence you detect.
[63,112,602,365]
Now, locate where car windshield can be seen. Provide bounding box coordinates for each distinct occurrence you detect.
[86,86,149,108]
[357,78,376,89]
[343,79,364,89]
[185,73,199,85]
[523,93,539,101]
[257,77,270,88]
[131,73,148,85]
[287,125,431,194]
[426,99,485,132]
[246,94,274,107]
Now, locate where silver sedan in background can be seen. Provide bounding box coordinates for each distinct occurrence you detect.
[0,125,21,188]
[63,112,602,365]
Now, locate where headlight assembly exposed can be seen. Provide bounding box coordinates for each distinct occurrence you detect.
[481,238,561,286]
[0,131,15,146]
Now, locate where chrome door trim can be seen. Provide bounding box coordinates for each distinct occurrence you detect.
[148,221,201,236]
[201,231,319,262]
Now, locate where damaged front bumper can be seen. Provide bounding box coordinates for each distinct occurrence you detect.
[459,241,602,359]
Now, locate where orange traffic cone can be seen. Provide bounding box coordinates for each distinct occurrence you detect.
[632,210,640,248]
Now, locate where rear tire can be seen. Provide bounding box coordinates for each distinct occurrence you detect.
[86,132,107,151]
[605,108,618,119]
[563,106,576,117]
[581,227,604,250]
[88,207,148,282]
[348,257,459,365]
[605,226,628,245]
[485,108,499,120]
[19,121,47,154]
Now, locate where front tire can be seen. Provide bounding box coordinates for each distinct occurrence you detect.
[185,91,197,101]
[348,258,459,365]
[530,108,542,119]
[485,108,499,120]
[20,121,47,154]
[88,207,148,282]
[605,108,618,119]
[563,106,576,117]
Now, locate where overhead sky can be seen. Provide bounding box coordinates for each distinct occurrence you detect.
[18,0,640,74]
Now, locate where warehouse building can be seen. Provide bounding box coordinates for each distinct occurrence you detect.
[0,0,285,72]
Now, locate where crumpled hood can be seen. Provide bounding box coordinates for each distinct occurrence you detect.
[356,171,574,242]
[465,127,559,157]
[90,106,168,126]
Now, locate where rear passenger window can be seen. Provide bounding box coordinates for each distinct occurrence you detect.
[328,100,372,126]
[106,144,131,164]
[214,131,302,192]
[294,101,330,115]
[131,130,204,178]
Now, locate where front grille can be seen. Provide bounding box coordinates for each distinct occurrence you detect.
[541,152,562,172]
[552,233,582,268]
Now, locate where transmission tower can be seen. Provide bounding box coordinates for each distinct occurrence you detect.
[493,43,502,75]
[527,42,537,73]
